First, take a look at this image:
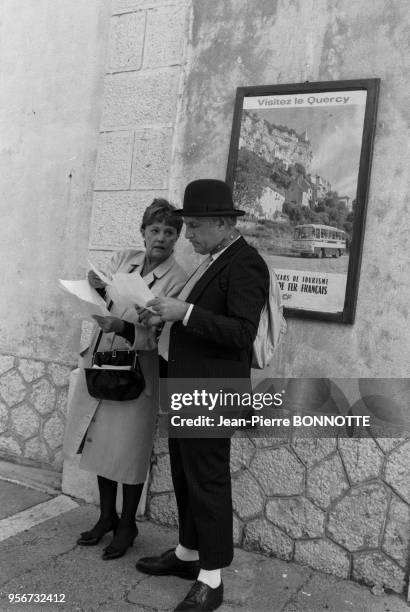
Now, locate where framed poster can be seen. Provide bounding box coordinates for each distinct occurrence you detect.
[226,79,380,323]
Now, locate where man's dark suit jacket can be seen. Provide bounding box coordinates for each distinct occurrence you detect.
[167,237,269,379]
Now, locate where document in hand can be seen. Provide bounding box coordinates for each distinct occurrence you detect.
[87,260,156,311]
[58,280,110,320]
[107,271,155,311]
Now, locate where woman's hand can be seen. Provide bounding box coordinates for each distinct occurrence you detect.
[92,315,125,334]
[88,270,107,289]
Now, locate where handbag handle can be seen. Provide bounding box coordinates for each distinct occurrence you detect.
[92,300,113,359]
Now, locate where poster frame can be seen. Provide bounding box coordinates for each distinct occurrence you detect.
[226,78,380,323]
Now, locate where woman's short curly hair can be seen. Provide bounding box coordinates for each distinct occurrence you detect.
[140,199,183,235]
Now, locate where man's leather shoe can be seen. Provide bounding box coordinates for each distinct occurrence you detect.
[136,548,200,580]
[174,581,223,611]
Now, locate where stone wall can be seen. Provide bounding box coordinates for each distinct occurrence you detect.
[149,432,410,593]
[0,355,71,470]
[89,0,190,265]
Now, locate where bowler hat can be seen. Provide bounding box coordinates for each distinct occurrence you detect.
[173,179,245,217]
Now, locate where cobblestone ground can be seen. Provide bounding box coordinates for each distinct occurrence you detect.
[0,480,408,612]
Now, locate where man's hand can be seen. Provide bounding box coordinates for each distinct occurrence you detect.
[147,297,189,322]
[88,270,107,289]
[92,315,125,334]
[138,309,163,328]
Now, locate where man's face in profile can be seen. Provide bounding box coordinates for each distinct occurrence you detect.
[183,217,224,254]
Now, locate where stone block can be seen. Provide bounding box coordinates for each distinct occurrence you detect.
[108,12,145,72]
[384,440,410,503]
[328,482,389,552]
[0,435,22,457]
[144,5,186,68]
[339,438,384,484]
[291,437,336,467]
[307,453,349,509]
[43,414,65,450]
[232,470,264,520]
[294,539,350,579]
[18,359,45,382]
[112,0,185,14]
[131,128,173,189]
[352,551,406,594]
[48,364,73,387]
[0,355,14,375]
[112,0,140,13]
[266,497,325,539]
[230,436,255,473]
[89,190,165,249]
[95,131,134,190]
[56,388,69,417]
[249,447,304,496]
[233,514,243,546]
[375,437,406,453]
[29,379,57,415]
[101,67,181,130]
[150,453,172,493]
[24,437,50,463]
[10,403,40,439]
[0,370,27,406]
[0,401,8,434]
[243,517,293,560]
[149,492,178,526]
[382,495,410,567]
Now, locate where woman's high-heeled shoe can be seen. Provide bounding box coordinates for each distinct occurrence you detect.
[102,523,138,560]
[77,515,119,546]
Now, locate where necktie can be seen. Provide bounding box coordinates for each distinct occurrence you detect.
[158,255,213,360]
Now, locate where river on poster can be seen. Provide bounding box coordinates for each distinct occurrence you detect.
[233,90,367,313]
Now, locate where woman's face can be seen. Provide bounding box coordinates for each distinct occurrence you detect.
[142,220,179,264]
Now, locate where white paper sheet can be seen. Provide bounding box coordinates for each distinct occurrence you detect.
[87,260,156,312]
[110,272,155,310]
[59,280,110,319]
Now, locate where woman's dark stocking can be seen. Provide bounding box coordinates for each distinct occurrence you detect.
[77,476,119,545]
[102,482,144,560]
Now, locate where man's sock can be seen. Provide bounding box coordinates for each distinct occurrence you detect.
[175,544,199,562]
[198,568,221,589]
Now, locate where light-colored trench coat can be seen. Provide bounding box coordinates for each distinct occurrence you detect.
[63,249,187,484]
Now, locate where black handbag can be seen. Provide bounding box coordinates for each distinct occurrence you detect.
[85,328,145,402]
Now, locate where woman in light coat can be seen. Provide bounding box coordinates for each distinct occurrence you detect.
[63,200,187,560]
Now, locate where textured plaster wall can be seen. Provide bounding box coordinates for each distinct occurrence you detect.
[146,0,410,595]
[0,0,111,468]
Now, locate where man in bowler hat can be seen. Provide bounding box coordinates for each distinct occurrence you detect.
[136,179,270,611]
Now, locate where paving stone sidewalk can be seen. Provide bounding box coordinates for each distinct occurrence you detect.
[0,486,409,612]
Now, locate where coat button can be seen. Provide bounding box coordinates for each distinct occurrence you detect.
[86,437,92,442]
